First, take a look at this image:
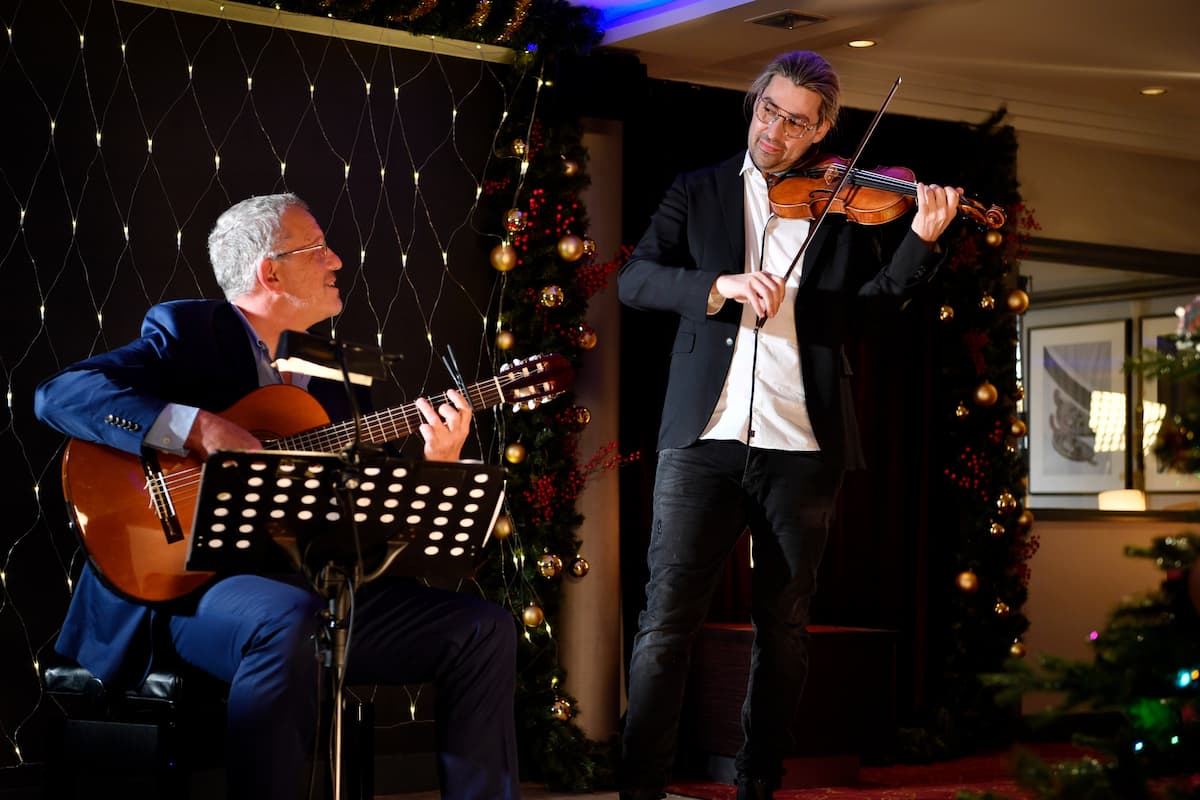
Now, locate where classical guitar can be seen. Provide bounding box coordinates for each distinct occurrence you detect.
[62,353,572,604]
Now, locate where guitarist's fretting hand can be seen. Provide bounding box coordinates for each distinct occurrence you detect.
[185,409,264,460]
[416,388,472,462]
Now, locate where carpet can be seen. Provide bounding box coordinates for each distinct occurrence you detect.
[665,742,1091,800]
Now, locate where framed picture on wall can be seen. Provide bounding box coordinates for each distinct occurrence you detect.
[1137,314,1200,493]
[1027,319,1130,495]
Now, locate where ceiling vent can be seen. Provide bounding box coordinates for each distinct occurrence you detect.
[745,10,828,30]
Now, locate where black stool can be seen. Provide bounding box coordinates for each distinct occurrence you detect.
[42,660,228,798]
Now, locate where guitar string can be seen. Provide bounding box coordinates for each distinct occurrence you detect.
[154,376,513,497]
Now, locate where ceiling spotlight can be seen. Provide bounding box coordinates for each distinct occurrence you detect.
[847,39,877,48]
[1139,86,1167,96]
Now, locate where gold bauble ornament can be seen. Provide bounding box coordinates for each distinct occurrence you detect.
[1006,289,1030,314]
[994,601,1011,617]
[956,570,980,593]
[574,406,591,426]
[504,208,527,233]
[537,553,563,578]
[490,243,517,272]
[1014,383,1025,401]
[1009,641,1027,658]
[1010,419,1027,438]
[557,234,584,262]
[496,330,515,351]
[985,229,1004,248]
[955,402,970,419]
[550,698,572,721]
[511,138,527,157]
[492,514,513,540]
[505,442,526,464]
[570,556,590,577]
[996,490,1018,513]
[1017,509,1035,529]
[522,604,544,627]
[990,522,1006,537]
[562,159,579,177]
[540,285,565,308]
[581,237,597,257]
[575,324,598,350]
[938,305,955,322]
[979,293,996,311]
[974,381,999,407]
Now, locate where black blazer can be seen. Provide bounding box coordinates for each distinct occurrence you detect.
[618,152,944,472]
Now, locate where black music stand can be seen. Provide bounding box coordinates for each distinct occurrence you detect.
[186,449,505,800]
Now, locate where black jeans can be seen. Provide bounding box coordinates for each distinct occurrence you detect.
[621,440,840,792]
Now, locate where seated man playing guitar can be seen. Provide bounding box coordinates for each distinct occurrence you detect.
[34,193,519,800]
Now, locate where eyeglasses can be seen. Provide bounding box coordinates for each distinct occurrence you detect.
[754,98,818,138]
[268,241,329,260]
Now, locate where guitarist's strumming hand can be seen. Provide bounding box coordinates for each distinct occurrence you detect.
[417,388,472,462]
[185,409,264,460]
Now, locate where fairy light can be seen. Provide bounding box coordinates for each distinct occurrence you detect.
[379,167,385,178]
[441,250,448,265]
[413,171,419,185]
[18,208,25,226]
[393,86,399,99]
[146,137,152,153]
[475,185,482,199]
[188,63,193,79]
[79,33,84,48]
[309,83,315,96]
[377,331,384,347]
[6,387,12,408]
[408,700,417,718]
[176,230,182,249]
[279,160,286,176]
[49,119,55,135]
[71,218,77,233]
[519,160,529,175]
[364,81,371,95]
[214,152,221,170]
[95,130,101,147]
[97,311,102,326]
[39,305,44,320]
[246,75,253,91]
[120,41,126,56]
[358,247,365,264]
[343,162,350,179]
[122,224,129,241]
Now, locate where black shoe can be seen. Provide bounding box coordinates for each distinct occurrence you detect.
[736,778,775,800]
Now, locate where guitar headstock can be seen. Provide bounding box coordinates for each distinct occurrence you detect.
[498,353,573,411]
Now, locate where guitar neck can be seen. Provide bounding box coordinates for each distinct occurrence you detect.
[273,377,503,453]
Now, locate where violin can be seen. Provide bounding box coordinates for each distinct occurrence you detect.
[767,155,1006,230]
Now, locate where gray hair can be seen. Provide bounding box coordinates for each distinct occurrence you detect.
[745,51,841,128]
[207,193,307,299]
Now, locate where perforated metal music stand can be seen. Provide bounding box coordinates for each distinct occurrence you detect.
[186,449,506,799]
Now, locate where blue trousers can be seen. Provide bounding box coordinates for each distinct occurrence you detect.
[621,440,840,792]
[167,573,518,800]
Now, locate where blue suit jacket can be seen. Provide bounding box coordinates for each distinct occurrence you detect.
[618,151,944,471]
[36,300,289,684]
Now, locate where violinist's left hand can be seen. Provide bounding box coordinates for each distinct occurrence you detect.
[911,183,963,243]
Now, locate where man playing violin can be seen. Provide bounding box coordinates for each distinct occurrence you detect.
[618,51,962,800]
[34,193,519,799]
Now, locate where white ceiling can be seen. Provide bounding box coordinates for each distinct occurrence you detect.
[591,0,1200,162]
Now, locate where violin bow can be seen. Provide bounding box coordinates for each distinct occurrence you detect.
[756,75,903,330]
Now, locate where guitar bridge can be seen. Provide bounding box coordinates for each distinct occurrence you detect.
[141,450,185,544]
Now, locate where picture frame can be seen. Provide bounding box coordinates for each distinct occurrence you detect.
[1137,314,1200,493]
[1026,319,1130,495]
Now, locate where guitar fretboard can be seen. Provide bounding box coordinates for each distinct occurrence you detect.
[269,377,503,453]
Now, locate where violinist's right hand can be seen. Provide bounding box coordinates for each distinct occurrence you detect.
[185,409,263,460]
[714,272,786,320]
